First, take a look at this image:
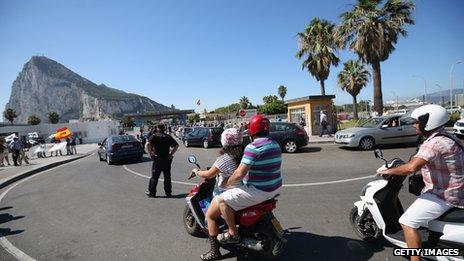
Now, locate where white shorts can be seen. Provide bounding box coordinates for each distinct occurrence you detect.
[399,192,453,229]
[218,185,280,211]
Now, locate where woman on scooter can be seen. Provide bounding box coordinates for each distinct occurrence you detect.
[377,104,464,261]
[191,128,244,260]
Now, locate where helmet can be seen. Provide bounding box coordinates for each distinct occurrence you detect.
[410,104,449,132]
[220,128,243,147]
[248,114,270,137]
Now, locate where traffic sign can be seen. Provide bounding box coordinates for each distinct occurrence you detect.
[239,109,246,117]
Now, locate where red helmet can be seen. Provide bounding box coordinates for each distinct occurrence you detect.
[248,114,270,137]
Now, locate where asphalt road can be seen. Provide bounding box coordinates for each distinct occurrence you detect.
[0,142,419,261]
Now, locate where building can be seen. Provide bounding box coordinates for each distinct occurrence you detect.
[124,110,194,126]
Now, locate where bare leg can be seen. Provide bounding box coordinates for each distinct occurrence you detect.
[217,197,237,236]
[401,224,421,261]
[206,197,221,236]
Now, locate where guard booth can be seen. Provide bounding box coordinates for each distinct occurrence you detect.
[285,95,336,136]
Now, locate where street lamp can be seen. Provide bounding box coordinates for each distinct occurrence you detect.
[450,61,462,111]
[412,75,427,104]
[436,83,445,106]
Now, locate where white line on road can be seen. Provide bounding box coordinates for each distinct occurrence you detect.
[0,153,94,261]
[122,165,375,187]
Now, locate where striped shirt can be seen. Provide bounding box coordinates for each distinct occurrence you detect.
[415,128,464,208]
[213,153,241,194]
[241,137,282,192]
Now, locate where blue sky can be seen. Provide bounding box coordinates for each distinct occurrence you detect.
[1,0,463,112]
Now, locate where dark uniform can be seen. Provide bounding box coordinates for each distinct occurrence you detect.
[147,131,178,197]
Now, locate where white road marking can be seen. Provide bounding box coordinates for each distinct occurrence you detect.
[122,165,375,187]
[0,153,93,261]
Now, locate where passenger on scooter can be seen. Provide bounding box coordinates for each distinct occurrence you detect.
[377,104,464,261]
[216,115,282,245]
[191,128,244,260]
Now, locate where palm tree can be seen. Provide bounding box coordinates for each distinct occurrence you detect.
[338,60,371,120]
[48,111,60,124]
[239,96,250,109]
[27,115,41,125]
[336,0,415,115]
[3,108,17,125]
[278,85,287,101]
[297,18,340,95]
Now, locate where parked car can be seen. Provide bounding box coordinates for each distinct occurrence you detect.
[177,127,194,139]
[183,127,223,148]
[242,122,308,153]
[97,135,143,164]
[334,114,419,150]
[453,119,464,138]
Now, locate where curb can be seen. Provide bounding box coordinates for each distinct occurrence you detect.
[307,140,334,144]
[0,154,91,190]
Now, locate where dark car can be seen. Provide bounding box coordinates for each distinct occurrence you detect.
[183,127,223,148]
[243,122,308,153]
[97,135,143,164]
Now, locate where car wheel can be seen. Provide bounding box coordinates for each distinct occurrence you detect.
[106,155,112,165]
[359,137,375,150]
[203,140,209,149]
[283,139,297,153]
[184,140,189,147]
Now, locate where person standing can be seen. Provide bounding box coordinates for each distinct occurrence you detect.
[9,136,22,166]
[66,138,72,155]
[0,138,6,167]
[145,124,179,198]
[319,111,331,137]
[71,136,77,154]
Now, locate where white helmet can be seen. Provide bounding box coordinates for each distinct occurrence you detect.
[410,104,449,132]
[220,128,243,147]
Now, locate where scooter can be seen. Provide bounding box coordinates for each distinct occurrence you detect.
[183,155,286,259]
[350,149,464,260]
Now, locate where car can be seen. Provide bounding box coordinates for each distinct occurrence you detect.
[183,127,223,148]
[334,114,419,150]
[176,127,194,140]
[453,119,464,138]
[242,122,309,153]
[97,135,143,164]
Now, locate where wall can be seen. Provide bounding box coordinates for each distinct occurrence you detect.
[287,98,334,135]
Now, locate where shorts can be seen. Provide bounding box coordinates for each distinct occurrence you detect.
[218,185,280,211]
[399,192,453,229]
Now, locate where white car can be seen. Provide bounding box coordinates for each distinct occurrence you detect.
[453,119,464,137]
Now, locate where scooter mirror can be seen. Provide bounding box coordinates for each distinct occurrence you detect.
[374,149,383,159]
[188,155,197,164]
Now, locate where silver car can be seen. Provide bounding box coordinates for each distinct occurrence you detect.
[334,114,418,150]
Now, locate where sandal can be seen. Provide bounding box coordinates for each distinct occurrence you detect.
[217,231,240,244]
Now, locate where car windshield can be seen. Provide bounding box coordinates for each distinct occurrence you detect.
[357,118,384,128]
[112,135,136,143]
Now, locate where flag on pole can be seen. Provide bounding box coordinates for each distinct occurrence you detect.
[196,99,201,106]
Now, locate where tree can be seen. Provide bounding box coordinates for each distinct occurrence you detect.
[336,0,415,115]
[278,85,287,101]
[258,101,287,115]
[27,115,41,125]
[47,111,60,124]
[188,113,200,124]
[214,103,241,114]
[121,116,135,127]
[3,108,17,125]
[239,96,250,109]
[297,17,340,95]
[262,95,278,104]
[337,60,370,120]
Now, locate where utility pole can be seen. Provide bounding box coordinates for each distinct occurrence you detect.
[412,75,427,104]
[436,83,445,106]
[450,61,462,111]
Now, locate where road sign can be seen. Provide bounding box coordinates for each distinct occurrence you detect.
[239,109,246,117]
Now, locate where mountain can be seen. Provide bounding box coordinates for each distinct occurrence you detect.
[5,56,173,123]
[416,88,464,105]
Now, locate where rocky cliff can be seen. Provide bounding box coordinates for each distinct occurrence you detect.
[6,56,172,123]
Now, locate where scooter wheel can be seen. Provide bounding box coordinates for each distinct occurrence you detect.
[349,206,381,242]
[183,205,203,237]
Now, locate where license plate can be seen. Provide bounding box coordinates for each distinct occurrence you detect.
[271,218,284,235]
[121,145,133,149]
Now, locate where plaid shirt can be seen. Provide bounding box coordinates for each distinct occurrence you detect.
[415,128,464,208]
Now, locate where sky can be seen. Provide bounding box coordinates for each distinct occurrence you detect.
[1,0,463,112]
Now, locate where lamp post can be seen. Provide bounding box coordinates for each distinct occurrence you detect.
[436,83,445,106]
[412,75,427,104]
[450,61,462,111]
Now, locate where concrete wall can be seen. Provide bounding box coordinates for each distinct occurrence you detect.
[0,120,121,144]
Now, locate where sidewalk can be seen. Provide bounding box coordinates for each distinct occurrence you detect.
[307,135,334,144]
[0,144,97,189]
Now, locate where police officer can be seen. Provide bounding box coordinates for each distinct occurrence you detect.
[145,124,179,198]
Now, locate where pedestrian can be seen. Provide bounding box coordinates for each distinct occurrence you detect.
[53,138,63,157]
[18,140,29,165]
[71,136,77,154]
[319,111,331,137]
[66,138,72,155]
[9,136,22,166]
[299,116,306,127]
[145,124,179,198]
[141,133,147,154]
[0,138,6,167]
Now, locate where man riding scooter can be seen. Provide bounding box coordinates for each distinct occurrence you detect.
[216,115,282,245]
[377,104,464,261]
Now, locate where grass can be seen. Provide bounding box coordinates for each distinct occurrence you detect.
[338,119,360,130]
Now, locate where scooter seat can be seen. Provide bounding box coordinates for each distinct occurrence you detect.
[436,208,464,223]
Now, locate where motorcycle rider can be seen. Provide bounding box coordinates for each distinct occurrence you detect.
[216,115,282,245]
[377,104,464,261]
[191,128,244,260]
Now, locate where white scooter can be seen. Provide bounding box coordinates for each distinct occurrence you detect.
[350,149,464,260]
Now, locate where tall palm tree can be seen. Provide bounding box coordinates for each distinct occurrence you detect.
[239,96,250,109]
[336,0,415,115]
[297,18,340,95]
[278,85,287,101]
[338,60,371,120]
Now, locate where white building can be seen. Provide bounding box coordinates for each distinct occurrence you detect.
[0,120,121,143]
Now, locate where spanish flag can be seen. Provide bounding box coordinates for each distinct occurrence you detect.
[55,127,72,140]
